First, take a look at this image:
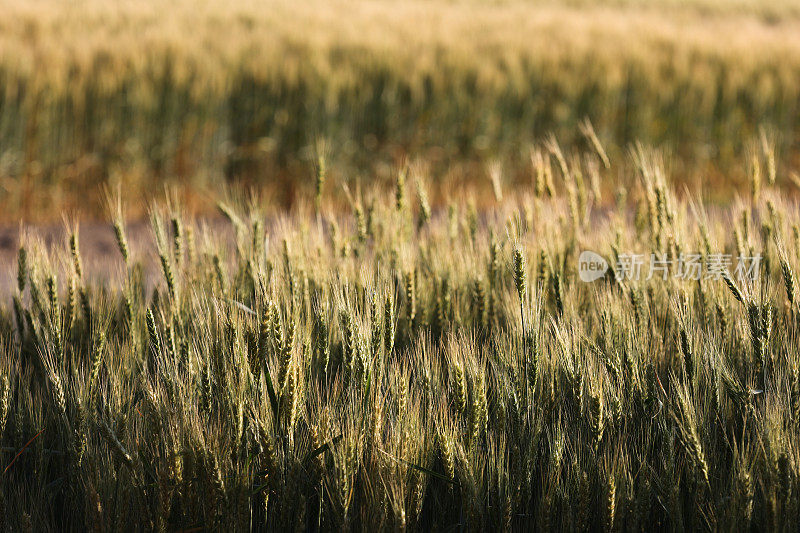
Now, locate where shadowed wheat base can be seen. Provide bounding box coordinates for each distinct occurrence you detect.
[0,137,799,530]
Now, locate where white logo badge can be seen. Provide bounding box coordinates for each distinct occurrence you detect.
[578,251,608,282]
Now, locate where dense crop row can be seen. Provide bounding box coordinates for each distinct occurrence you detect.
[1,139,799,529]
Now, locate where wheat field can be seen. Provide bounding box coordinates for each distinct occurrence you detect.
[2,137,800,529]
[3,0,800,531]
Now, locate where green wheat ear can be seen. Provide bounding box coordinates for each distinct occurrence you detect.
[395,167,407,212]
[417,180,431,230]
[780,253,795,307]
[171,216,183,265]
[552,270,564,317]
[680,326,693,382]
[17,246,27,293]
[722,270,744,305]
[113,218,130,265]
[315,151,327,212]
[513,247,526,302]
[70,231,82,279]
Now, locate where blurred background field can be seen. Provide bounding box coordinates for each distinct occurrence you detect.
[2,0,800,219]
